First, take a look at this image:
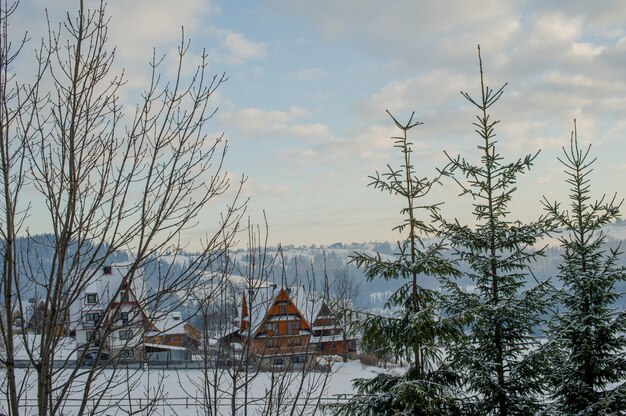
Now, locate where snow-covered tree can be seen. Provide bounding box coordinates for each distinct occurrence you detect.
[435,46,552,415]
[542,123,626,415]
[333,111,462,416]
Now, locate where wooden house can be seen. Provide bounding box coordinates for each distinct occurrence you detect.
[309,303,356,359]
[235,286,356,370]
[144,311,202,362]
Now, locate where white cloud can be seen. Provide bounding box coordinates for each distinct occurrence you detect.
[223,31,268,64]
[367,70,474,114]
[533,13,582,43]
[571,42,605,57]
[219,106,328,139]
[291,68,328,81]
[106,0,213,72]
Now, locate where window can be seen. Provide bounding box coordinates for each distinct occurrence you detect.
[273,357,283,366]
[86,293,98,304]
[292,355,306,364]
[119,329,133,340]
[120,290,130,302]
[120,312,129,325]
[85,331,100,345]
[287,321,300,335]
[279,306,286,315]
[122,349,134,358]
[84,312,100,326]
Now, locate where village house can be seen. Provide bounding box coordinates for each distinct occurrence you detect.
[69,264,150,362]
[233,285,356,370]
[144,311,202,362]
[309,302,357,359]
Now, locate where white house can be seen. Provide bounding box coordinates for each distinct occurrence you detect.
[69,264,148,361]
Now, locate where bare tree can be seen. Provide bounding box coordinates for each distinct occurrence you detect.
[179,217,275,415]
[330,267,361,363]
[0,1,246,415]
[177,219,335,416]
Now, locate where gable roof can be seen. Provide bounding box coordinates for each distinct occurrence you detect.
[153,311,186,335]
[68,264,146,330]
[239,285,325,337]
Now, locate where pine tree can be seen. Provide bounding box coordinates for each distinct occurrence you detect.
[436,46,552,415]
[332,111,462,416]
[542,122,626,415]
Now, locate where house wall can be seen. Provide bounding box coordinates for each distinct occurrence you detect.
[240,289,356,370]
[249,290,313,359]
[318,340,342,355]
[256,352,316,371]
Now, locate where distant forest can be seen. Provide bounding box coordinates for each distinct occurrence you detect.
[13,224,625,312]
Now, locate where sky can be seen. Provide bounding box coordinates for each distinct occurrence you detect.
[12,1,626,248]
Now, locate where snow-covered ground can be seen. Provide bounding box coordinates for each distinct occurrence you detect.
[6,360,393,416]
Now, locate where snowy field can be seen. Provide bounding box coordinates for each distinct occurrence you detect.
[7,360,392,416]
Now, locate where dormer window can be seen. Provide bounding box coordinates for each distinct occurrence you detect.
[86,293,98,304]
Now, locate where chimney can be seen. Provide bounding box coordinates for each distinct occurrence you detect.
[103,266,112,275]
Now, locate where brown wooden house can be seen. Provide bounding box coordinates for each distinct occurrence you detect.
[309,303,357,359]
[145,311,202,361]
[235,286,356,370]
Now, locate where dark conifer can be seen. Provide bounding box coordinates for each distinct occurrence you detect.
[332,111,462,415]
[435,46,552,415]
[542,122,626,415]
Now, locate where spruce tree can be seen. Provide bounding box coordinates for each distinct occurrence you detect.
[436,46,552,415]
[332,111,462,415]
[542,123,626,415]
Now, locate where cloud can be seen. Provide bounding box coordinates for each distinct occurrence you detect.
[219,106,328,139]
[223,31,268,64]
[266,0,519,67]
[571,42,605,57]
[242,178,291,198]
[533,13,582,43]
[105,0,214,80]
[367,70,474,114]
[609,163,626,173]
[291,68,328,82]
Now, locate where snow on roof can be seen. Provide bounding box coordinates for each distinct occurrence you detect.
[310,334,345,343]
[69,263,147,330]
[287,286,324,324]
[144,342,187,351]
[242,286,326,336]
[153,311,187,335]
[312,324,341,331]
